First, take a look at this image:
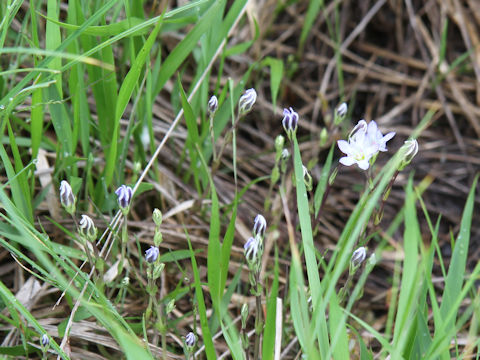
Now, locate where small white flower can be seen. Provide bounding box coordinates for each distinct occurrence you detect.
[281,148,290,159]
[252,214,267,238]
[364,120,395,152]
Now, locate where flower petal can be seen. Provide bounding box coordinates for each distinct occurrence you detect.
[357,159,370,170]
[339,156,355,166]
[337,140,352,155]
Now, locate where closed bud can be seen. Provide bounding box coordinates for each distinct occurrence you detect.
[185,332,196,348]
[302,165,313,191]
[282,107,298,140]
[208,95,218,114]
[115,185,133,212]
[238,88,257,115]
[334,102,348,125]
[153,208,163,226]
[59,180,76,214]
[275,135,285,153]
[154,231,163,247]
[319,128,328,146]
[349,246,367,275]
[79,215,97,242]
[153,262,165,279]
[399,139,419,170]
[41,333,49,347]
[252,214,267,238]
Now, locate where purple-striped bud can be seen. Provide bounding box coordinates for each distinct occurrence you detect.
[282,107,298,140]
[115,185,133,211]
[145,246,159,264]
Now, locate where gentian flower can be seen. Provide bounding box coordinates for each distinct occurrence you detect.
[115,185,133,211]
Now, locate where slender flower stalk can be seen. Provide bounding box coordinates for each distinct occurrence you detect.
[339,247,368,304]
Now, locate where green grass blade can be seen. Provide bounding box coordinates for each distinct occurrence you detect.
[186,232,217,359]
[104,16,163,186]
[314,143,334,216]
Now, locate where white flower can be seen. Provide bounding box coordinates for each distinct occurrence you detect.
[337,132,377,170]
[364,120,395,152]
[338,119,395,170]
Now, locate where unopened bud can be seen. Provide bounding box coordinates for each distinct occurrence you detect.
[145,246,159,264]
[302,165,313,191]
[166,299,176,314]
[153,208,163,226]
[79,215,98,242]
[252,214,267,238]
[282,107,298,140]
[334,102,348,125]
[41,334,49,347]
[208,95,218,114]
[115,185,133,212]
[238,88,256,115]
[399,139,419,170]
[185,332,196,348]
[319,128,328,146]
[241,303,249,329]
[59,180,76,215]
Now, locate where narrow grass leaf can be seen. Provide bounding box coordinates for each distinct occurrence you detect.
[262,247,279,360]
[186,232,217,359]
[105,16,163,186]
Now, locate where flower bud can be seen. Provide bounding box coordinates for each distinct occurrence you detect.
[349,246,367,275]
[153,208,163,227]
[41,333,49,347]
[252,214,267,238]
[334,102,348,125]
[399,139,419,170]
[185,332,196,348]
[208,95,218,115]
[302,165,313,191]
[153,262,165,279]
[319,128,328,146]
[59,180,76,214]
[79,215,98,242]
[238,88,257,115]
[244,236,261,264]
[282,107,298,140]
[281,148,290,160]
[275,135,285,153]
[145,246,159,264]
[115,185,133,211]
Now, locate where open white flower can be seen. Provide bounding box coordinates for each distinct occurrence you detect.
[337,130,378,170]
[364,120,395,152]
[338,119,395,170]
